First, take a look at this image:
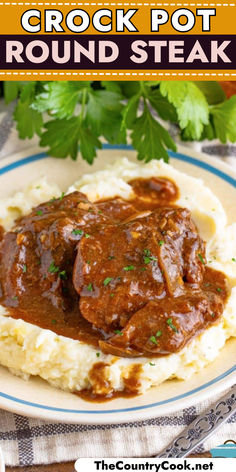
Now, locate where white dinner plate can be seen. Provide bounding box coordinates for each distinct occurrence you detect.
[0,144,235,424]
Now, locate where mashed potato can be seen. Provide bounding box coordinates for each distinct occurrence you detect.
[0,158,235,396]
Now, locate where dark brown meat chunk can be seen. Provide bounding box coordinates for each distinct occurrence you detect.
[73,207,205,332]
[0,191,110,311]
[100,283,225,357]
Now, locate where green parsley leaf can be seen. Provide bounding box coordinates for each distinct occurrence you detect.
[87,283,93,292]
[22,264,27,273]
[122,93,141,128]
[232,258,236,262]
[103,277,113,286]
[40,117,102,163]
[146,88,178,122]
[59,270,67,280]
[216,287,222,292]
[48,261,59,274]
[96,352,100,357]
[131,102,176,163]
[158,240,164,246]
[85,233,91,238]
[156,330,162,337]
[149,362,156,366]
[32,82,83,119]
[123,265,135,271]
[72,229,83,236]
[167,318,179,333]
[160,82,209,140]
[4,81,21,104]
[86,89,125,144]
[14,83,43,139]
[198,253,206,265]
[51,319,57,324]
[211,96,236,143]
[150,335,158,345]
[144,256,157,264]
[114,330,123,336]
[36,210,43,216]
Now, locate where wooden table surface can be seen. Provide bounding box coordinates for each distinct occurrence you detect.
[6,453,212,471]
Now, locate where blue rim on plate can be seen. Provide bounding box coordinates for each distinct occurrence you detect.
[0,145,235,415]
[0,145,235,187]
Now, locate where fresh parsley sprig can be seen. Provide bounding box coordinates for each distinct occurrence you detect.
[3,80,236,164]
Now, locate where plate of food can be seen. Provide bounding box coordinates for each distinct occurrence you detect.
[0,144,235,424]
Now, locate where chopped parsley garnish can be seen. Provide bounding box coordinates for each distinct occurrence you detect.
[87,283,93,292]
[12,296,18,301]
[140,267,147,272]
[59,270,67,280]
[150,335,158,345]
[204,283,211,287]
[156,330,162,338]
[98,210,103,214]
[110,293,115,297]
[37,259,41,266]
[144,257,151,264]
[108,256,115,260]
[198,253,206,265]
[232,258,236,262]
[51,319,57,324]
[149,330,162,345]
[143,249,157,265]
[72,229,83,236]
[85,233,91,238]
[114,330,123,336]
[123,265,135,271]
[36,185,41,189]
[22,264,27,273]
[96,352,100,357]
[36,210,43,216]
[144,256,157,264]
[216,287,222,292]
[211,313,215,318]
[158,240,164,246]
[59,192,65,201]
[86,261,90,265]
[167,318,179,333]
[103,277,113,286]
[149,362,156,366]
[48,261,59,274]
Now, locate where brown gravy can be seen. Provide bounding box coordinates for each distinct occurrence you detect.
[0,176,228,400]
